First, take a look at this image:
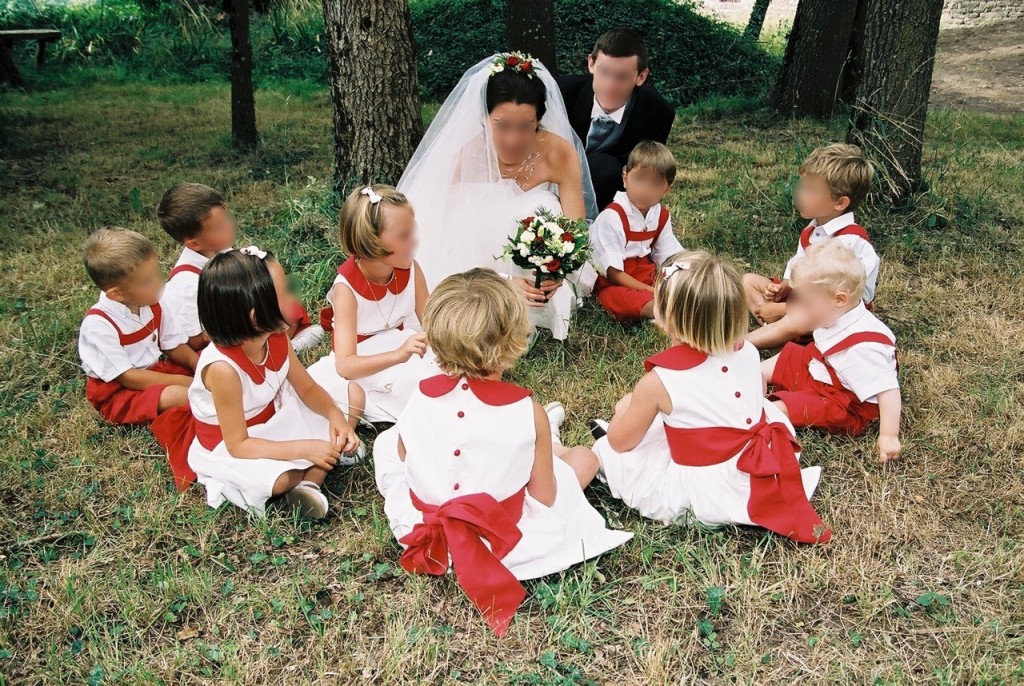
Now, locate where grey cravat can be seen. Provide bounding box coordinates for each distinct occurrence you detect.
[587,113,616,153]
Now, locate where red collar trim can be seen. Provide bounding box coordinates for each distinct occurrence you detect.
[338,257,411,301]
[214,332,289,384]
[644,344,710,372]
[419,375,532,406]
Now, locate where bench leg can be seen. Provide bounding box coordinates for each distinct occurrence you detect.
[36,39,48,67]
[0,38,25,87]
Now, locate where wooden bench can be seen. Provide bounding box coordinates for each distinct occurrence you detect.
[0,29,62,87]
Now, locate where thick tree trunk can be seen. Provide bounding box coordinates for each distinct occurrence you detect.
[770,0,860,116]
[228,0,258,150]
[505,0,557,74]
[743,0,772,41]
[846,0,944,201]
[322,0,423,188]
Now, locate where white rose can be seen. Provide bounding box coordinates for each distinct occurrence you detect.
[520,230,535,242]
[539,265,549,273]
[519,246,530,257]
[543,221,561,236]
[561,241,574,254]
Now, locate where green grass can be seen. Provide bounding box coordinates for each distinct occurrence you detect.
[1,66,1023,683]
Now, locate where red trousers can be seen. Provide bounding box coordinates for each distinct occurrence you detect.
[85,360,192,426]
[595,256,657,323]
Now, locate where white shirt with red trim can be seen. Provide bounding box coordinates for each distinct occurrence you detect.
[783,212,880,303]
[78,291,187,382]
[809,302,898,403]
[163,247,210,337]
[592,191,684,275]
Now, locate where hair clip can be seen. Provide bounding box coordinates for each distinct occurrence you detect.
[361,187,382,205]
[662,262,691,280]
[239,245,267,259]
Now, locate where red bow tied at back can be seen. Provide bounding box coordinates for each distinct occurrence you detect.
[399,488,526,636]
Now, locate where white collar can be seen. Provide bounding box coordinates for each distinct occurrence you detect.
[179,247,210,267]
[612,191,662,226]
[591,96,627,124]
[98,291,149,320]
[810,212,856,236]
[814,301,868,346]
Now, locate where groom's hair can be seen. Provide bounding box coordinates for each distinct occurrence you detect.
[591,28,648,74]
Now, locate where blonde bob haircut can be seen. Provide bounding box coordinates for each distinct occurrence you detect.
[789,239,866,302]
[424,268,531,379]
[339,184,411,260]
[654,250,747,356]
[82,227,158,290]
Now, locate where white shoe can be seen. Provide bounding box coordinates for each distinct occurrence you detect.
[291,324,326,353]
[544,401,565,445]
[339,441,366,466]
[284,481,329,519]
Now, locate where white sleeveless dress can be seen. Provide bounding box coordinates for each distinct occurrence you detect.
[307,258,439,424]
[374,375,632,580]
[187,332,342,514]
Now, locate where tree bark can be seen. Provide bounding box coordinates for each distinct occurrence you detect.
[228,0,258,150]
[846,0,944,201]
[743,0,772,41]
[770,0,859,116]
[322,0,423,188]
[505,0,557,74]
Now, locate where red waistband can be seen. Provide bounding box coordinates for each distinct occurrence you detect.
[194,400,277,451]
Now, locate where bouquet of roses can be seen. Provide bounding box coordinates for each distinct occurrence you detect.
[500,208,592,293]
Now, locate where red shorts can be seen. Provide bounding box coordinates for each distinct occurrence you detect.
[768,342,879,436]
[85,360,192,426]
[595,256,657,323]
[291,302,313,334]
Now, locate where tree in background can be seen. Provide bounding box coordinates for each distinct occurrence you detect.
[321,0,423,187]
[743,0,772,41]
[226,0,258,150]
[505,0,557,73]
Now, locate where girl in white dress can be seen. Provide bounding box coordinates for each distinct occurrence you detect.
[307,185,438,423]
[169,247,364,519]
[591,250,832,544]
[373,269,632,636]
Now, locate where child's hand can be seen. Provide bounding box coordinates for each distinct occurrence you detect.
[877,435,901,463]
[398,332,428,361]
[303,440,342,470]
[328,411,361,454]
[613,393,633,418]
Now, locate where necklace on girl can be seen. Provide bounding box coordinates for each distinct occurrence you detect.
[356,259,399,330]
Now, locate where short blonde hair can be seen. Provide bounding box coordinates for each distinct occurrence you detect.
[799,143,874,210]
[339,184,411,260]
[654,250,746,356]
[625,140,677,184]
[424,269,531,379]
[82,227,158,289]
[790,239,866,301]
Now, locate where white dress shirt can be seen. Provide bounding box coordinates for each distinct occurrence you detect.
[592,191,684,275]
[783,212,880,303]
[809,302,898,403]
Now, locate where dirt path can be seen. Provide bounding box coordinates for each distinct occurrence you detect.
[930,19,1024,114]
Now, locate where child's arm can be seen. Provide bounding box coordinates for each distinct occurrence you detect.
[875,388,902,462]
[285,344,360,453]
[413,260,429,323]
[187,332,210,351]
[331,283,427,379]
[528,402,557,506]
[116,367,193,391]
[606,372,670,453]
[204,361,342,469]
[605,267,655,293]
[164,343,199,372]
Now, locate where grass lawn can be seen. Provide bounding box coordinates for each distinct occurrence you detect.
[1,68,1022,684]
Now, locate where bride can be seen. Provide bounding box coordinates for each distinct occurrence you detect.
[398,53,599,342]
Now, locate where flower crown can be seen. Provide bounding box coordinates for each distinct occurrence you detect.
[488,52,538,79]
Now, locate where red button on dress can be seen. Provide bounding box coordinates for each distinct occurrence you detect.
[735,391,742,398]
[454,449,461,456]
[461,383,469,390]
[745,418,752,425]
[453,483,460,491]
[721,366,729,373]
[457,411,465,418]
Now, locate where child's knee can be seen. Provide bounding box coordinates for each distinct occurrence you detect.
[347,382,365,419]
[158,384,189,413]
[272,469,304,496]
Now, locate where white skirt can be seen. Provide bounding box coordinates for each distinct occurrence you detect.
[307,327,439,423]
[373,425,633,580]
[496,262,597,342]
[187,399,328,515]
[593,403,822,526]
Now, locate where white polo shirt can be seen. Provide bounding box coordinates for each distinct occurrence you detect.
[809,302,898,404]
[784,212,880,303]
[592,191,684,275]
[163,247,209,337]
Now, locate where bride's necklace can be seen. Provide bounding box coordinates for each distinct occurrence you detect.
[500,145,542,189]
[356,259,399,330]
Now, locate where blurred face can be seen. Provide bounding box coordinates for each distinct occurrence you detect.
[186,206,238,256]
[794,174,850,221]
[787,281,850,329]
[588,52,648,112]
[377,204,418,269]
[489,102,540,164]
[623,166,670,211]
[266,259,301,329]
[108,254,164,309]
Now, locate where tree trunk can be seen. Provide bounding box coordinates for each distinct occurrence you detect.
[770,0,860,116]
[743,0,772,41]
[322,0,423,188]
[228,0,258,150]
[846,0,943,201]
[505,0,557,74]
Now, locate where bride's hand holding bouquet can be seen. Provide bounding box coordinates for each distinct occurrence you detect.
[500,208,592,307]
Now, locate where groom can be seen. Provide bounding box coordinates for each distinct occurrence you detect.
[557,28,676,210]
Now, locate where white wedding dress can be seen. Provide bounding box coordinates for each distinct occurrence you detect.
[399,55,598,341]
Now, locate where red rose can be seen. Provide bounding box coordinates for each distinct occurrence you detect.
[520,61,533,73]
[522,216,534,225]
[561,232,574,243]
[506,55,520,67]
[547,258,562,272]
[533,236,544,245]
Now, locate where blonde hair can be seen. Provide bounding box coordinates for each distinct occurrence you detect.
[424,269,531,379]
[790,239,866,301]
[625,140,677,184]
[799,143,874,210]
[82,227,158,289]
[339,184,411,260]
[654,250,746,356]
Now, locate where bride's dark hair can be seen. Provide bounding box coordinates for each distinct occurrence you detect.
[486,69,547,125]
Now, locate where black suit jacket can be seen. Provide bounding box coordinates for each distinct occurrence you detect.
[555,74,675,163]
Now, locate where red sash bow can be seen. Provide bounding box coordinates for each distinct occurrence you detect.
[399,488,526,636]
